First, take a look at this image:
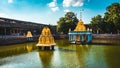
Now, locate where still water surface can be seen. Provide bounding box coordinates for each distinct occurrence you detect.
[0,39,120,68]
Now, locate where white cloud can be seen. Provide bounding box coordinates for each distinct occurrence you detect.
[63,0,84,7]
[48,1,56,7]
[47,0,59,12]
[8,0,13,3]
[51,7,59,12]
[64,9,70,13]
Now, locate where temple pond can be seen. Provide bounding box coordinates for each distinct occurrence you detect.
[0,39,120,68]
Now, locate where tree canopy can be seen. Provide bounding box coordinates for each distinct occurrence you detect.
[90,15,104,33]
[57,12,78,34]
[90,3,120,34]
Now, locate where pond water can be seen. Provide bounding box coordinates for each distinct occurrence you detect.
[0,39,120,68]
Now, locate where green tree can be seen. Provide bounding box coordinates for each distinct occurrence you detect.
[57,12,78,34]
[90,3,120,34]
[104,3,120,33]
[90,15,104,33]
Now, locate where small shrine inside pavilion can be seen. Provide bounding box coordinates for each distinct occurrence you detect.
[68,19,92,44]
[26,31,33,41]
[36,26,56,50]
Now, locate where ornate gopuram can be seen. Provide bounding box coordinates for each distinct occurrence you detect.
[36,27,56,50]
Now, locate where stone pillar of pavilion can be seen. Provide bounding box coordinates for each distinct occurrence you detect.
[36,26,56,50]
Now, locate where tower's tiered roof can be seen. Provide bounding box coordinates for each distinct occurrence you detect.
[26,31,33,37]
[74,19,86,31]
[36,27,55,46]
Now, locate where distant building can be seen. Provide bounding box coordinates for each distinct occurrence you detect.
[0,17,56,36]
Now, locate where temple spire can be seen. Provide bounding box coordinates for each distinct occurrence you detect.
[80,9,84,20]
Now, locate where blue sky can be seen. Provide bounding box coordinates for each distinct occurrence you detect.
[0,0,119,25]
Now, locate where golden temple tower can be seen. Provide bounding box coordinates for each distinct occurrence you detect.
[26,31,33,37]
[74,19,86,31]
[36,27,55,50]
[26,31,33,41]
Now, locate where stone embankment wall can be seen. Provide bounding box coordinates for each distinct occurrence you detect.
[0,35,60,45]
[0,35,38,45]
[0,34,120,45]
[92,34,120,45]
[92,34,120,40]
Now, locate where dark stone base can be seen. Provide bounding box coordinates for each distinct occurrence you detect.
[38,46,54,50]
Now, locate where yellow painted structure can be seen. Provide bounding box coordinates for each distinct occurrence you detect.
[36,27,56,46]
[73,19,86,41]
[74,19,86,31]
[26,31,33,37]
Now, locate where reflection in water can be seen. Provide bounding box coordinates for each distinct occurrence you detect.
[38,50,53,68]
[84,45,108,68]
[26,45,33,52]
[0,39,120,68]
[92,39,120,45]
[0,45,27,58]
[75,45,91,68]
[56,39,69,47]
[104,46,120,68]
[0,42,36,58]
[26,43,35,52]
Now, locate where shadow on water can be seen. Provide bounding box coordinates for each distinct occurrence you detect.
[38,50,53,68]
